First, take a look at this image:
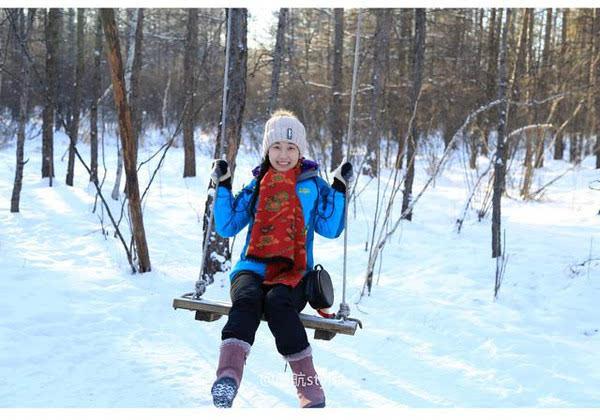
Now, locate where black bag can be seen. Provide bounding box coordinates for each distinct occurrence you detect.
[303,264,334,309]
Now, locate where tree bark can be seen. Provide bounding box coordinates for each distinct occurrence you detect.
[483,8,498,156]
[201,8,248,284]
[130,8,144,157]
[100,8,151,273]
[394,9,412,169]
[42,9,59,182]
[521,9,537,198]
[589,8,600,169]
[65,8,85,187]
[329,8,344,170]
[364,9,391,178]
[554,9,569,161]
[492,9,512,259]
[267,8,287,117]
[533,8,554,169]
[10,9,34,213]
[90,12,102,184]
[112,9,143,197]
[183,8,198,178]
[401,8,426,221]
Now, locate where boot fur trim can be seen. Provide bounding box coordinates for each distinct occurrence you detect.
[283,345,312,362]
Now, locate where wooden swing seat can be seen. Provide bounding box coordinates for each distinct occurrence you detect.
[173,295,360,341]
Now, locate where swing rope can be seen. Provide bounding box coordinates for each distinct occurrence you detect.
[336,10,363,320]
[193,8,232,299]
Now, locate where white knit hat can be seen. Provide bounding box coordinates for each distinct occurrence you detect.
[262,113,308,157]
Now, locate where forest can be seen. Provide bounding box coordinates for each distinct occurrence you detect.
[2,8,598,283]
[2,7,600,408]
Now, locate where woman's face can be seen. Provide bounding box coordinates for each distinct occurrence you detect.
[268,141,300,172]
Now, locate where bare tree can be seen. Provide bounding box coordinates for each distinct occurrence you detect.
[112,8,143,199]
[65,8,85,187]
[201,8,248,284]
[183,8,198,178]
[492,8,512,259]
[10,8,35,213]
[100,8,151,273]
[329,8,344,170]
[90,12,102,184]
[401,8,426,221]
[42,9,60,184]
[267,8,287,117]
[363,9,391,178]
[554,9,569,161]
[533,8,554,169]
[592,9,600,169]
[130,8,144,158]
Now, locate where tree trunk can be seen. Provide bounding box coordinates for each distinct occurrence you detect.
[201,8,248,285]
[111,145,123,200]
[492,8,512,259]
[329,8,344,170]
[112,9,143,197]
[586,8,600,169]
[10,9,34,213]
[267,8,287,117]
[520,9,537,198]
[130,8,144,157]
[90,12,102,184]
[364,9,391,178]
[42,9,59,183]
[394,9,412,169]
[570,133,582,164]
[401,8,426,221]
[183,8,198,178]
[554,9,569,161]
[533,8,554,169]
[65,8,85,187]
[100,8,151,273]
[483,8,498,155]
[594,9,600,169]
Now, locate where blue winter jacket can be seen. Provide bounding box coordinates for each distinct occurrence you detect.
[213,160,346,282]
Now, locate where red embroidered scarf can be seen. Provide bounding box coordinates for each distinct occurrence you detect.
[245,165,307,287]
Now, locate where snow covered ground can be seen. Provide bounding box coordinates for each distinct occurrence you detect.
[1,126,599,408]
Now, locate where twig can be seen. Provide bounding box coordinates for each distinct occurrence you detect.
[494,229,508,299]
[530,167,574,199]
[72,145,136,273]
[456,158,494,233]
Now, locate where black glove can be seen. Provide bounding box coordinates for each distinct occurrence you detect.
[210,159,232,189]
[332,161,353,193]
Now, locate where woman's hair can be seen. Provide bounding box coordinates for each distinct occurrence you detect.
[247,155,271,216]
[270,109,297,118]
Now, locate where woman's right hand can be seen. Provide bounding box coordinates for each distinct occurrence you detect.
[211,159,232,188]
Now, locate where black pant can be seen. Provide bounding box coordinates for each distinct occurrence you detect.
[222,271,309,356]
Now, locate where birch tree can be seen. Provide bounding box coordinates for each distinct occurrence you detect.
[100,8,151,273]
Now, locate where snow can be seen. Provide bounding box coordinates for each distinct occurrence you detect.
[1,126,600,408]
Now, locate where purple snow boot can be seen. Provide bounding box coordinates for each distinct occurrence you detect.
[285,346,326,408]
[211,338,251,408]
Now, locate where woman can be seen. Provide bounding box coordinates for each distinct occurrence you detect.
[209,110,353,408]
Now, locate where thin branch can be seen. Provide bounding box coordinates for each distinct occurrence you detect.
[73,145,136,273]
